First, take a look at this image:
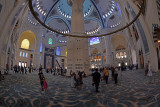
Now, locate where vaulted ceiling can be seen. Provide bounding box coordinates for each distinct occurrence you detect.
[29,0,123,36]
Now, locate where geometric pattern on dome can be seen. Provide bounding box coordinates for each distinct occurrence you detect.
[45,17,70,34]
[57,0,93,19]
[31,0,123,34]
[107,14,121,28]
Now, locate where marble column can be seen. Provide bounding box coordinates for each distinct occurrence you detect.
[66,0,90,76]
[105,36,113,67]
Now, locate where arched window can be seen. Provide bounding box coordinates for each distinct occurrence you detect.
[40,42,43,53]
[48,38,53,45]
[120,52,124,58]
[21,39,30,49]
[116,53,120,59]
[124,52,127,58]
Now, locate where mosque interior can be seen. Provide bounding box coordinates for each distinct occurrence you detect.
[0,0,160,106]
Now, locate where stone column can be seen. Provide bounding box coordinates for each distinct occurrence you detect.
[66,0,90,76]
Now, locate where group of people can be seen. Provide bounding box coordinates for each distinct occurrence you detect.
[92,67,119,92]
[36,61,152,92]
[13,65,33,74]
[70,70,86,88]
[69,67,119,92]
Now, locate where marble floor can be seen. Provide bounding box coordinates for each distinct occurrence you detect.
[0,69,160,107]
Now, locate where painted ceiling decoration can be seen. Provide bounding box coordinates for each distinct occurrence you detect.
[29,0,123,36]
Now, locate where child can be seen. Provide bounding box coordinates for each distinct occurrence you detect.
[43,77,48,91]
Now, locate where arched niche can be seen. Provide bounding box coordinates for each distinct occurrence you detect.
[17,30,36,50]
[16,30,36,67]
[111,34,127,50]
[91,49,99,55]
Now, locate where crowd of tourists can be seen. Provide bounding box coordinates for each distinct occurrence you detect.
[91,67,119,92]
[0,61,153,93]
[13,65,34,74]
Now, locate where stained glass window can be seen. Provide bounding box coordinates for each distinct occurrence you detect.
[40,42,43,52]
[56,47,61,56]
[90,37,100,45]
[21,39,30,49]
[48,38,53,45]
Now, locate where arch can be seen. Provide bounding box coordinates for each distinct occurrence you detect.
[18,30,36,50]
[116,45,125,51]
[91,49,99,55]
[116,53,120,59]
[120,52,124,58]
[45,16,71,30]
[111,34,127,50]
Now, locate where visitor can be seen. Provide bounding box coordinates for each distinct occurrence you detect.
[21,66,24,74]
[70,70,75,87]
[29,67,31,73]
[0,71,4,81]
[79,71,83,84]
[145,63,148,76]
[147,61,152,76]
[104,68,109,84]
[92,69,101,92]
[74,71,80,88]
[14,65,17,73]
[39,66,42,72]
[18,66,20,73]
[6,64,9,74]
[38,69,45,91]
[43,77,48,92]
[114,67,118,84]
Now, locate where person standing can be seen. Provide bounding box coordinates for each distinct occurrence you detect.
[38,69,44,91]
[70,70,75,87]
[92,69,101,92]
[6,64,9,74]
[43,77,48,92]
[104,68,109,84]
[145,63,148,76]
[114,67,118,84]
[147,61,152,76]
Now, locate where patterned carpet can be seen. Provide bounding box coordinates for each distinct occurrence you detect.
[0,69,160,107]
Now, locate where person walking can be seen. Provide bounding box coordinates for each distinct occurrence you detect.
[92,69,101,92]
[70,70,75,87]
[43,77,48,92]
[114,67,118,84]
[145,63,148,76]
[104,68,109,84]
[147,61,152,76]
